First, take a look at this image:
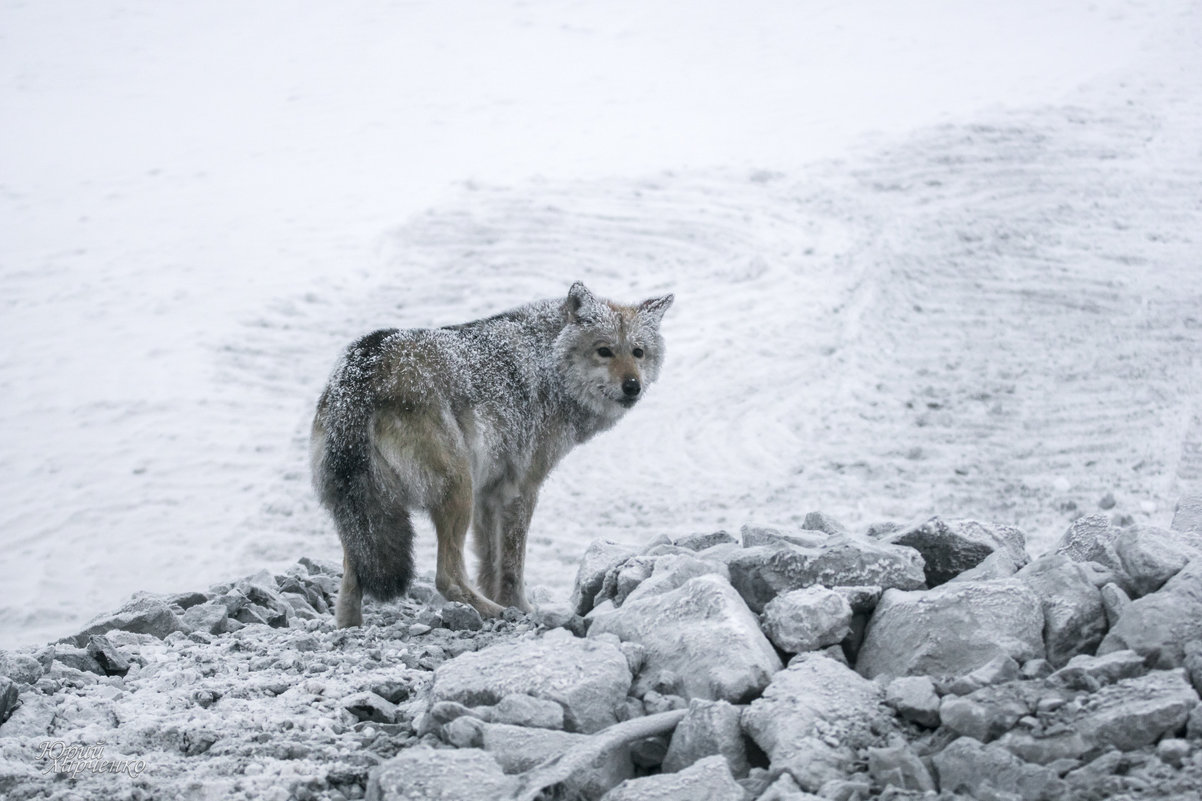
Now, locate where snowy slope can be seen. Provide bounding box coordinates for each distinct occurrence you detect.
[2,0,1199,648]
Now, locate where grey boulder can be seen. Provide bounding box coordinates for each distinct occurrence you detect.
[367,747,516,801]
[1058,668,1199,752]
[1053,513,1123,574]
[1098,560,1202,668]
[480,722,633,798]
[856,579,1045,679]
[600,755,742,801]
[1114,525,1202,597]
[932,737,1064,800]
[886,516,1028,586]
[588,575,781,703]
[1015,554,1107,668]
[760,587,852,654]
[68,595,183,645]
[743,653,892,792]
[883,675,941,728]
[431,628,631,733]
[662,698,748,777]
[726,535,925,614]
[572,539,638,616]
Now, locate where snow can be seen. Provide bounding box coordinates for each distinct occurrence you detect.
[3,0,1201,649]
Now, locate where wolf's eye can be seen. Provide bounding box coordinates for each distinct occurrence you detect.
[632,347,645,358]
[597,347,614,358]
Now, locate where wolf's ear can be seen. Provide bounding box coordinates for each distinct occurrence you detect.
[565,282,602,320]
[638,293,674,326]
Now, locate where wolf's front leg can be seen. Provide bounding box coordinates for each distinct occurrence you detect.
[494,491,538,611]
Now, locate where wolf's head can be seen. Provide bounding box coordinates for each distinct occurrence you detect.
[554,282,673,420]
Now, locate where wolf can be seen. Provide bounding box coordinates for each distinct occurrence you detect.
[310,282,673,626]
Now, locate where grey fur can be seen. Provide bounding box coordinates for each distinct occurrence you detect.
[311,283,673,625]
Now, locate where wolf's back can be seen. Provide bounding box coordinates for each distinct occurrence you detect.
[311,328,415,600]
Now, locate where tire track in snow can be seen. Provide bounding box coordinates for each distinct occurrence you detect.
[831,107,1202,548]
[228,97,1202,604]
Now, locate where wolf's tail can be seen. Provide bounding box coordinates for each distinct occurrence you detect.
[312,329,414,600]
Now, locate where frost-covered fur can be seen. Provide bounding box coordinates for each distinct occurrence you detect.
[311,283,673,625]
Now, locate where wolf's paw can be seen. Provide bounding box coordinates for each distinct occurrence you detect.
[470,596,506,619]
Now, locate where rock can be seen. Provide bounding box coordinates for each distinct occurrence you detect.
[949,549,1021,583]
[69,595,183,645]
[343,692,398,724]
[85,634,130,676]
[620,554,730,607]
[944,654,1020,695]
[743,653,892,792]
[1054,514,1124,574]
[630,735,670,768]
[52,645,105,675]
[884,675,941,728]
[760,587,852,654]
[1099,583,1131,628]
[1186,644,1202,696]
[801,511,849,536]
[1189,705,1202,741]
[180,600,234,635]
[600,755,742,801]
[940,683,1034,742]
[588,575,781,703]
[885,517,1028,586]
[440,602,484,632]
[726,536,925,614]
[1114,525,1201,597]
[479,722,632,791]
[366,747,517,801]
[856,579,1045,679]
[1016,554,1107,668]
[234,573,293,626]
[1098,560,1202,668]
[0,676,18,724]
[755,773,824,800]
[829,585,882,613]
[932,737,1064,800]
[371,680,412,705]
[0,652,43,685]
[431,628,631,733]
[867,743,936,793]
[1157,738,1191,767]
[642,690,687,714]
[491,693,565,730]
[443,715,485,748]
[1172,494,1202,535]
[662,698,748,777]
[740,525,828,549]
[995,729,1091,766]
[572,539,638,616]
[1048,650,1148,691]
[532,603,580,633]
[675,531,737,552]
[1060,668,1199,751]
[1021,658,1054,680]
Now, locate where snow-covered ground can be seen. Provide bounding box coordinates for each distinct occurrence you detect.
[2,0,1200,649]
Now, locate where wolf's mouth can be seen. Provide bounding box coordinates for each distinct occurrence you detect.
[618,396,639,409]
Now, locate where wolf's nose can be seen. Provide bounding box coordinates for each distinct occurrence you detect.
[621,378,641,397]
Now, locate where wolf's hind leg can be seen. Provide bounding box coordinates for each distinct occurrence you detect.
[434,475,504,618]
[336,552,364,628]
